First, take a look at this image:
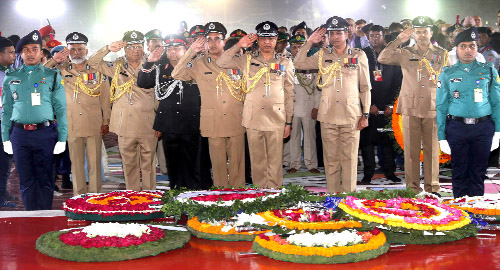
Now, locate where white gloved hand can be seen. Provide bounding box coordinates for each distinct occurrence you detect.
[53,141,66,154]
[2,141,13,155]
[491,132,500,151]
[439,140,451,155]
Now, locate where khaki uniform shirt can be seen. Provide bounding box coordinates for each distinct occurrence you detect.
[45,59,111,137]
[294,41,371,125]
[216,45,294,131]
[171,48,245,138]
[378,38,450,118]
[87,46,155,138]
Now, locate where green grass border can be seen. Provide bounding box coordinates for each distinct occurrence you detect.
[186,224,260,241]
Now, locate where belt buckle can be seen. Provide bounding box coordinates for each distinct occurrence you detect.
[24,124,37,130]
[464,118,476,125]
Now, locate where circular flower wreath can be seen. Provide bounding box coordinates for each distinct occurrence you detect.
[444,194,500,219]
[339,196,471,231]
[36,224,190,262]
[187,215,271,241]
[252,229,389,264]
[63,190,164,221]
[391,98,451,163]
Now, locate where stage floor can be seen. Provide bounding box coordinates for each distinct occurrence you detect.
[1,215,500,270]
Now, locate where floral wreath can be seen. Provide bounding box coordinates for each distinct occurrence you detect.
[252,229,389,264]
[187,214,272,241]
[63,190,164,221]
[444,194,500,219]
[391,98,451,163]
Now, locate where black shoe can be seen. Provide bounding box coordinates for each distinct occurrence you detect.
[386,174,402,183]
[431,192,442,198]
[61,174,73,189]
[359,177,372,184]
[54,185,60,192]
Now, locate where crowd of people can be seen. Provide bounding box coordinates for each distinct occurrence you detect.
[1,10,500,211]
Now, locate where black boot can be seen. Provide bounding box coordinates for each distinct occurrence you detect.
[61,174,73,189]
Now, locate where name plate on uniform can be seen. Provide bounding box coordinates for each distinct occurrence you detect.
[474,88,483,103]
[31,93,41,106]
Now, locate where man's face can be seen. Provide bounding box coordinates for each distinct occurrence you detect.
[206,33,224,55]
[147,39,163,53]
[41,35,52,49]
[21,44,43,65]
[275,40,287,53]
[478,33,490,47]
[290,43,303,57]
[328,30,348,49]
[294,28,308,38]
[0,46,16,66]
[257,37,277,54]
[355,23,366,32]
[473,16,482,27]
[346,19,355,35]
[456,41,477,64]
[124,43,144,62]
[368,30,384,48]
[166,45,186,62]
[402,22,412,29]
[68,44,88,64]
[414,27,432,47]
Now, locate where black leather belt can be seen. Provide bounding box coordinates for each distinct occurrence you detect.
[13,120,54,130]
[448,115,491,125]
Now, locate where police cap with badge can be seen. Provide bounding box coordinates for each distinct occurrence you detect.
[325,16,350,31]
[454,27,479,47]
[412,16,434,28]
[0,37,13,50]
[229,29,247,39]
[16,30,42,54]
[277,32,290,43]
[255,21,279,37]
[66,32,88,45]
[145,29,163,41]
[204,22,227,39]
[164,34,187,47]
[292,21,307,36]
[289,34,306,45]
[122,30,144,44]
[189,25,205,39]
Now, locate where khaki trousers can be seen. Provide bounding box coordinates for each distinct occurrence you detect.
[118,136,158,191]
[321,122,360,194]
[67,135,102,195]
[208,134,245,188]
[290,116,318,170]
[402,115,440,193]
[246,128,284,188]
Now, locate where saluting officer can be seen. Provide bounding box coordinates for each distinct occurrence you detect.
[137,34,211,189]
[294,16,371,194]
[217,21,295,188]
[436,27,500,198]
[378,16,450,195]
[172,22,246,188]
[87,31,157,191]
[47,32,111,195]
[1,30,67,210]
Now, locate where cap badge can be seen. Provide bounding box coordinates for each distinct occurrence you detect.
[263,24,270,30]
[170,37,174,41]
[471,32,476,39]
[209,23,215,30]
[131,32,137,39]
[418,17,424,24]
[32,33,38,41]
[73,33,79,40]
[296,36,301,41]
[332,19,338,25]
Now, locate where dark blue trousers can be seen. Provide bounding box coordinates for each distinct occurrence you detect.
[446,118,494,198]
[0,142,13,203]
[10,125,57,210]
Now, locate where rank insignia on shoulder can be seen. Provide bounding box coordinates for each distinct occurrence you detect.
[453,90,460,99]
[437,80,441,88]
[187,62,192,68]
[106,62,113,67]
[103,75,108,82]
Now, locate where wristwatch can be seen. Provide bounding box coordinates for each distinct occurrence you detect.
[285,122,292,125]
[362,113,369,118]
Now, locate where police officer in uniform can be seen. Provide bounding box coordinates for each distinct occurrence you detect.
[2,30,67,210]
[137,34,211,189]
[87,31,157,191]
[287,34,321,174]
[294,16,371,194]
[378,16,449,194]
[145,29,163,54]
[477,27,500,70]
[437,27,500,198]
[172,22,246,188]
[217,21,295,188]
[47,32,111,195]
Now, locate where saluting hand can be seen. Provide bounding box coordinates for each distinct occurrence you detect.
[237,33,258,48]
[108,41,126,52]
[53,48,69,64]
[191,37,206,53]
[148,46,164,62]
[308,28,327,44]
[397,28,413,43]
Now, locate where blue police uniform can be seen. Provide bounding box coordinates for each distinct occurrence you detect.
[437,59,500,198]
[1,30,67,210]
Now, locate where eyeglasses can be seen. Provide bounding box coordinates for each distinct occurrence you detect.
[125,45,144,51]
